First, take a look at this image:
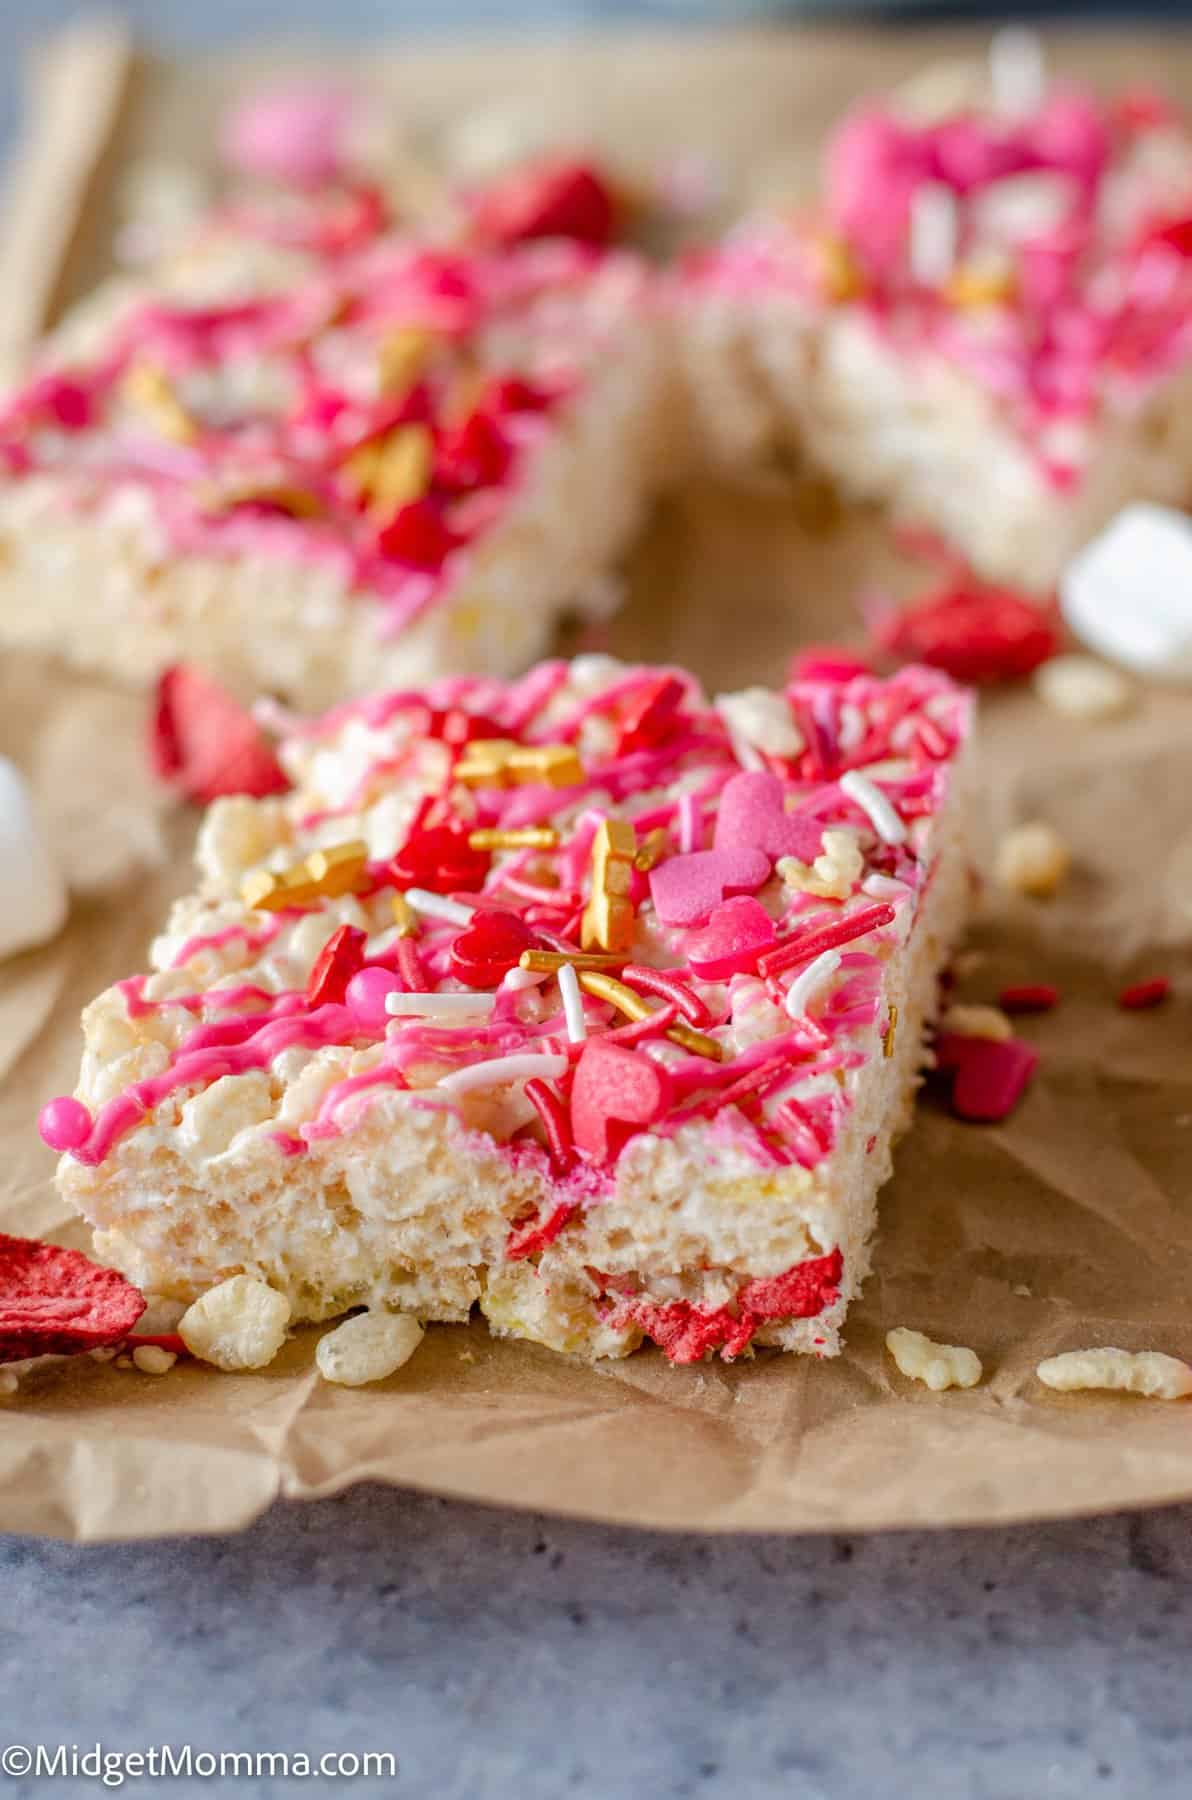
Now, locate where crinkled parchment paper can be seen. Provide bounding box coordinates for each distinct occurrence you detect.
[1,23,1190,1542]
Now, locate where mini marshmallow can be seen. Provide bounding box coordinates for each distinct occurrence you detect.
[1061,505,1192,680]
[0,756,68,959]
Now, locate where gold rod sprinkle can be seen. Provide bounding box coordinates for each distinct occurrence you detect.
[884,1004,899,1060]
[468,827,560,851]
[392,891,421,938]
[633,828,669,873]
[577,971,651,1021]
[520,949,623,974]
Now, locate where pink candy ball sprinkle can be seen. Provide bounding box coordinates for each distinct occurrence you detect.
[39,1096,93,1153]
[345,967,402,1033]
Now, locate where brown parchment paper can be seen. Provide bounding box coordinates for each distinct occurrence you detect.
[2,22,1192,1544]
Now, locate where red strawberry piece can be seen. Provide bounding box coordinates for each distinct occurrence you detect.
[0,1231,145,1363]
[473,157,616,248]
[870,579,1059,684]
[389,824,490,895]
[505,1199,577,1261]
[650,847,771,928]
[571,1038,672,1164]
[607,1249,843,1364]
[685,896,778,980]
[1117,977,1170,1010]
[999,983,1060,1014]
[935,1033,1039,1123]
[435,410,512,493]
[305,924,368,1008]
[714,770,824,863]
[449,909,537,987]
[486,376,550,414]
[615,674,688,755]
[375,498,458,570]
[150,665,289,805]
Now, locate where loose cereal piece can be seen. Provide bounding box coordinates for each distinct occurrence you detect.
[995,821,1070,897]
[1037,1347,1192,1400]
[940,1002,1013,1042]
[131,1343,177,1375]
[178,1275,291,1371]
[315,1310,425,1386]
[886,1326,983,1391]
[1033,654,1133,721]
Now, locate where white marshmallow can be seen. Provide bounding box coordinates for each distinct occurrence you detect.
[1061,505,1192,680]
[0,757,68,959]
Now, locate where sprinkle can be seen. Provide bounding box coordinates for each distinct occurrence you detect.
[345,423,434,522]
[558,962,588,1044]
[839,770,907,845]
[455,740,583,789]
[784,949,842,1020]
[581,818,638,953]
[578,970,651,1022]
[758,900,897,982]
[502,965,548,992]
[305,841,371,896]
[678,793,700,855]
[989,25,1046,118]
[404,888,475,926]
[813,233,865,303]
[666,1022,724,1061]
[908,183,958,287]
[123,362,197,442]
[522,1079,575,1172]
[396,936,427,991]
[386,991,497,1018]
[944,259,1016,310]
[1118,977,1170,1011]
[884,1004,898,1059]
[621,964,712,1027]
[377,324,436,395]
[241,839,369,911]
[999,984,1060,1014]
[391,891,421,937]
[520,948,623,973]
[633,827,670,873]
[468,826,560,851]
[438,1051,568,1094]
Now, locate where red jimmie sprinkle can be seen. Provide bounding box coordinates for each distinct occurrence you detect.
[998,983,1061,1014]
[0,1231,146,1363]
[150,664,289,806]
[871,577,1060,685]
[935,1033,1039,1123]
[522,1077,576,1175]
[305,924,367,1008]
[758,901,896,982]
[615,674,687,755]
[1117,977,1171,1011]
[505,1197,577,1261]
[607,1249,844,1364]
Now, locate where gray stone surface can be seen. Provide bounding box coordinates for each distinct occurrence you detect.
[3,1488,1192,1797]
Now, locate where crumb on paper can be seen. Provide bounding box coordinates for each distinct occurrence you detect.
[131,1344,176,1375]
[995,821,1070,897]
[1036,1347,1192,1399]
[178,1275,291,1371]
[886,1326,983,1391]
[1013,1284,1032,1298]
[1033,654,1133,721]
[0,1368,18,1397]
[315,1310,424,1386]
[941,1002,1013,1042]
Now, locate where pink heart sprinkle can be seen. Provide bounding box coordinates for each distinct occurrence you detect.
[714,771,823,864]
[935,1033,1039,1123]
[570,1039,672,1164]
[649,847,771,928]
[686,896,777,981]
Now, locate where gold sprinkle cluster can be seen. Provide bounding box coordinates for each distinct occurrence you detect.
[454,740,583,790]
[581,819,637,954]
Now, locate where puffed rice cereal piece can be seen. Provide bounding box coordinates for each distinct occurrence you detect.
[1033,655,1133,721]
[940,1002,1013,1042]
[131,1343,177,1375]
[315,1310,425,1386]
[1036,1347,1192,1399]
[179,1274,291,1370]
[715,687,805,759]
[886,1326,983,1391]
[995,821,1071,897]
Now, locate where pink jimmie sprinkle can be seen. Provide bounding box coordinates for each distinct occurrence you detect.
[621,964,712,1028]
[935,1032,1039,1123]
[1117,977,1170,1011]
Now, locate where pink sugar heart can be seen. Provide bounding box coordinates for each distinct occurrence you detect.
[714,771,823,864]
[571,1039,672,1164]
[649,847,771,928]
[686,896,777,980]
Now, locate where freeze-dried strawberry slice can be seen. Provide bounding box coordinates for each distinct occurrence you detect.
[150,665,289,805]
[473,158,617,248]
[0,1231,145,1363]
[871,578,1060,684]
[934,1032,1039,1122]
[305,924,367,1008]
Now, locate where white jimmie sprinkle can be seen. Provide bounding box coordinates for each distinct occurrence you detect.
[386,991,496,1019]
[785,949,843,1020]
[437,1052,569,1095]
[840,770,908,845]
[558,961,588,1044]
[404,888,475,926]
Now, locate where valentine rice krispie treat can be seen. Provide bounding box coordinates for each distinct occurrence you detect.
[682,53,1192,589]
[0,233,669,708]
[41,653,974,1365]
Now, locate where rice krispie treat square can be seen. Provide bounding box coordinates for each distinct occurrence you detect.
[682,65,1192,590]
[41,653,974,1365]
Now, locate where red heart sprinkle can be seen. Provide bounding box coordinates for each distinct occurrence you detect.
[374,497,458,569]
[616,674,687,755]
[570,1039,672,1164]
[389,825,490,895]
[150,664,289,806]
[305,924,368,1008]
[449,910,537,987]
[0,1231,146,1363]
[714,770,824,864]
[935,1033,1039,1123]
[649,847,771,928]
[435,410,512,493]
[685,897,778,981]
[473,157,616,248]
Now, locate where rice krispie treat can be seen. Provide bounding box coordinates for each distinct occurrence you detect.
[0,234,669,708]
[40,654,974,1365]
[682,63,1192,589]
